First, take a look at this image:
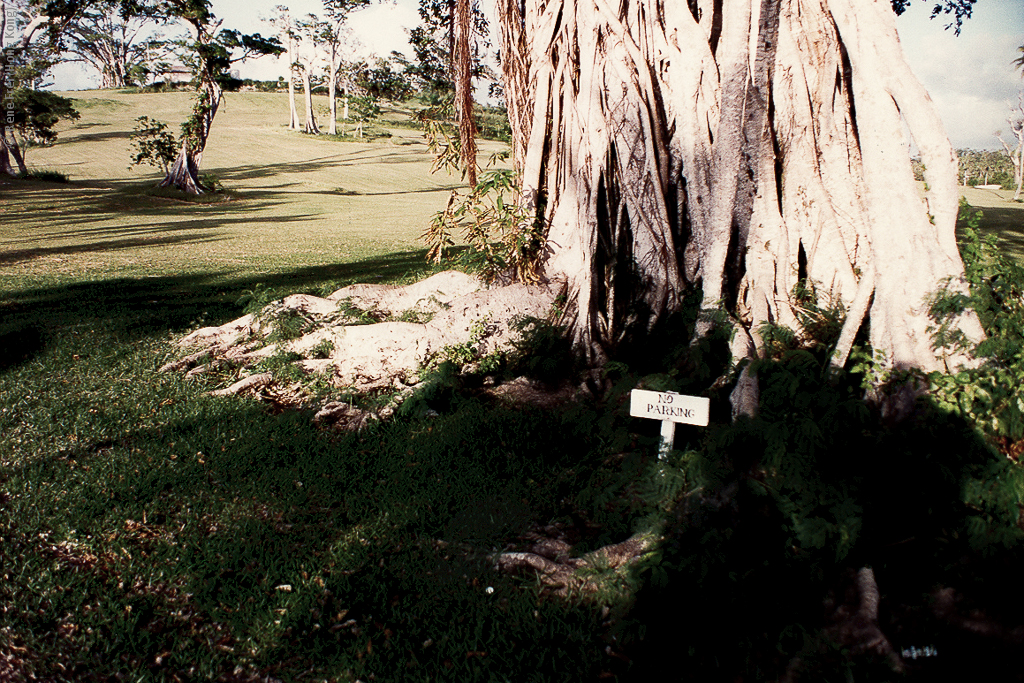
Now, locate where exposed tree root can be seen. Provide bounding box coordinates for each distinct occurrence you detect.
[161,271,560,422]
[930,586,1024,644]
[209,373,274,397]
[494,529,657,597]
[824,567,904,672]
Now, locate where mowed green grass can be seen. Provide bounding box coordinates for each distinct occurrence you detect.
[958,185,1024,261]
[1,89,506,289]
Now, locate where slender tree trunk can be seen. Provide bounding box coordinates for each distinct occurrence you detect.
[500,0,983,382]
[286,33,299,130]
[1,117,26,176]
[301,65,319,134]
[328,58,338,136]
[1,121,29,175]
[454,0,478,186]
[998,92,1024,201]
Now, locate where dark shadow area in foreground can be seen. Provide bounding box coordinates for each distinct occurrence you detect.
[613,345,1024,682]
[0,249,436,370]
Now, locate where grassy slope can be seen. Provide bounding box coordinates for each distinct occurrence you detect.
[1,90,507,288]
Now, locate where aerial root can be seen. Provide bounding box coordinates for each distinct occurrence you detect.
[824,566,904,671]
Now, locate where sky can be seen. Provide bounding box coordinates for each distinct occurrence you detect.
[47,0,1024,150]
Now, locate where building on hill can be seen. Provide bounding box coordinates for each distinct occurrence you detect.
[153,65,192,86]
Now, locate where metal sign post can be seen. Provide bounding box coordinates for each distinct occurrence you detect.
[629,389,710,458]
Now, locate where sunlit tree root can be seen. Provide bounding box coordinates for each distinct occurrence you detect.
[161,271,559,416]
[494,532,657,597]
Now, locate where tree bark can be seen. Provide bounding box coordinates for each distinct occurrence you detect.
[501,0,983,376]
[160,79,222,193]
[300,64,320,134]
[454,0,478,186]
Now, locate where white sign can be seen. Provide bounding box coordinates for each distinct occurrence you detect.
[630,389,710,459]
[629,389,710,426]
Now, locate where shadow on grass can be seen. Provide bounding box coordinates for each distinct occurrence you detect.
[204,147,462,192]
[0,182,331,264]
[0,249,434,370]
[59,129,135,144]
[0,233,230,267]
[0,345,612,681]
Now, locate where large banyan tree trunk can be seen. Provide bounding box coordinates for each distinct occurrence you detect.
[496,0,983,381]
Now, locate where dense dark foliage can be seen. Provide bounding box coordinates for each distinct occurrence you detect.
[617,201,1024,681]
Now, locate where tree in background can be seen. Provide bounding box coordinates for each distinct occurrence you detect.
[957,148,1014,186]
[5,87,80,167]
[292,14,323,134]
[159,0,283,193]
[63,0,164,88]
[352,55,412,101]
[0,0,80,175]
[491,0,985,418]
[315,0,369,136]
[996,92,1024,200]
[402,0,491,101]
[266,5,300,130]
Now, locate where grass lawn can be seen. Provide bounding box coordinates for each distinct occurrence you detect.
[1,89,634,682]
[1,90,509,288]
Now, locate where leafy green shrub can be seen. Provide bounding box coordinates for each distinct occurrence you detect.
[265,309,313,343]
[308,338,335,359]
[198,173,223,193]
[505,316,577,385]
[6,88,80,150]
[236,283,279,316]
[427,316,488,368]
[128,116,179,174]
[423,165,546,282]
[622,246,1024,680]
[929,199,1024,459]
